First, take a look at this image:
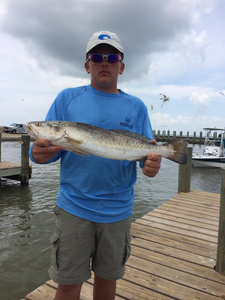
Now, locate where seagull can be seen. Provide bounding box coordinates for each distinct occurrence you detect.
[150,105,154,111]
[159,93,169,108]
[219,92,225,96]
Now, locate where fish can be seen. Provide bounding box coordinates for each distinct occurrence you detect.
[24,121,188,164]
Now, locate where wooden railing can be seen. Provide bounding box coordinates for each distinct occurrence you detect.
[153,130,219,144]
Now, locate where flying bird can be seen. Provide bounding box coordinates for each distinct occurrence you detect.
[159,93,169,108]
[150,105,154,111]
[219,92,225,96]
[21,99,25,101]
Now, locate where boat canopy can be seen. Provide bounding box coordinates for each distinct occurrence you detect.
[203,128,225,131]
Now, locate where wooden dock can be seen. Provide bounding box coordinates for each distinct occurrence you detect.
[22,190,225,300]
[0,134,32,185]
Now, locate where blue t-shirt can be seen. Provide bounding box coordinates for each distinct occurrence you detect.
[29,85,154,223]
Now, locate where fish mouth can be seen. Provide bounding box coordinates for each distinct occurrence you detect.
[24,124,38,138]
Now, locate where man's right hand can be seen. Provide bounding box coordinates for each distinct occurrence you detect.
[32,138,64,164]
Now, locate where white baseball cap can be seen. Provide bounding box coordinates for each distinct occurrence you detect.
[86,31,124,54]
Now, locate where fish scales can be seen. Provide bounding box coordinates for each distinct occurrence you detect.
[24,121,188,164]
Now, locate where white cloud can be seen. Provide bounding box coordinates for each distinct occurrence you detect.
[190,92,210,105]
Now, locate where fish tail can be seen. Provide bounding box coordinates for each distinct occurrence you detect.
[163,139,188,164]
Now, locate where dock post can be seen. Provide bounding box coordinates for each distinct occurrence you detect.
[0,133,1,162]
[21,135,31,185]
[215,167,225,275]
[173,131,176,140]
[167,130,170,142]
[178,147,192,194]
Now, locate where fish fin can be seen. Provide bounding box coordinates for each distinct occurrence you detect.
[109,129,152,143]
[65,136,83,145]
[67,148,89,156]
[163,139,188,164]
[64,136,89,156]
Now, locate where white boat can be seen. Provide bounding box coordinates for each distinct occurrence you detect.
[192,128,225,168]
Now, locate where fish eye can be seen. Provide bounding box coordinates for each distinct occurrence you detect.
[35,122,42,127]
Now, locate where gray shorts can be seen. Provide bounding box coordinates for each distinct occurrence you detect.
[48,206,131,285]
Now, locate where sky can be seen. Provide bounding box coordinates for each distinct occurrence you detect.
[0,0,224,135]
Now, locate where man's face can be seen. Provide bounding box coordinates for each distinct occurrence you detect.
[85,44,125,93]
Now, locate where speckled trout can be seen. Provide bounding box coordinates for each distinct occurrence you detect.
[24,121,188,164]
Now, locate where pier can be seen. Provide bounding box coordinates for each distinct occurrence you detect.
[22,148,225,299]
[153,129,218,144]
[0,133,32,185]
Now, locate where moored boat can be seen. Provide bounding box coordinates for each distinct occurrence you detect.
[192,128,225,168]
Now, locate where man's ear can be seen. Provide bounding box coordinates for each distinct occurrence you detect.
[85,62,90,74]
[119,62,125,75]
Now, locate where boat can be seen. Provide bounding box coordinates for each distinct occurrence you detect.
[192,128,225,168]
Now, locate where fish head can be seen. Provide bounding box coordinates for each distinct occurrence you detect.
[24,121,65,142]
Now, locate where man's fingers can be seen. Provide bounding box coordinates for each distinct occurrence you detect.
[34,138,50,147]
[32,138,64,163]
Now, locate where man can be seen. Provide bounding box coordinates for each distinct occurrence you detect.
[30,31,161,300]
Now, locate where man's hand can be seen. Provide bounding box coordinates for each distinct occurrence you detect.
[32,138,64,164]
[143,153,161,177]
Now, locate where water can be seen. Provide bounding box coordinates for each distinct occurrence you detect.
[0,142,222,300]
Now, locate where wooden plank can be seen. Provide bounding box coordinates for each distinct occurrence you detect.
[132,222,217,249]
[0,161,21,169]
[126,256,225,296]
[123,266,220,300]
[169,197,220,210]
[131,228,216,258]
[140,215,218,236]
[160,202,219,218]
[188,190,220,197]
[136,218,218,243]
[165,198,219,213]
[116,279,172,300]
[131,235,216,268]
[152,207,219,226]
[25,284,56,300]
[177,191,220,201]
[156,204,219,222]
[0,162,21,176]
[148,210,219,230]
[131,245,225,285]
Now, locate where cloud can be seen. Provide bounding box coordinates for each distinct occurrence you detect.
[1,0,194,81]
[190,92,210,105]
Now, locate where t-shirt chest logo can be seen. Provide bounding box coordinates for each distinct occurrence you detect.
[120,118,133,129]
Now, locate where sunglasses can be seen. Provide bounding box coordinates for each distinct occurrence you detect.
[87,53,122,63]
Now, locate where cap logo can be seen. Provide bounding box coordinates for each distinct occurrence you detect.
[98,34,111,40]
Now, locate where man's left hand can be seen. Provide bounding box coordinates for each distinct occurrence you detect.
[143,153,161,177]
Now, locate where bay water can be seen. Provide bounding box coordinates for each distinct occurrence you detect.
[0,142,221,300]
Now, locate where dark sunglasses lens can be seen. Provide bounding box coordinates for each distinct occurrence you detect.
[91,54,103,62]
[108,55,120,63]
[90,54,120,63]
